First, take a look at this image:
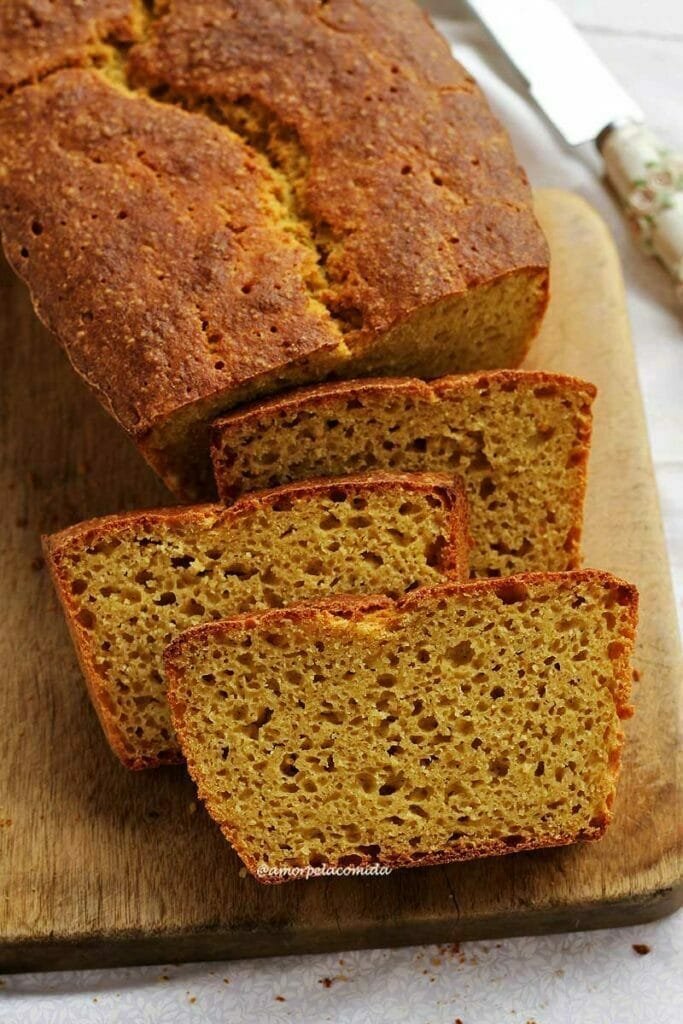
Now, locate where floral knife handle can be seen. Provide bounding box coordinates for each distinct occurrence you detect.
[601,122,683,300]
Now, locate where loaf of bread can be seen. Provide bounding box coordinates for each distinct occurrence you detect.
[211,370,595,577]
[0,0,548,498]
[43,473,470,769]
[165,571,637,882]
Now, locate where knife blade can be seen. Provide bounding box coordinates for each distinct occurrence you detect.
[467,0,683,298]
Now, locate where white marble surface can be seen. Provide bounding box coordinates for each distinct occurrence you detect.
[2,3,681,1020]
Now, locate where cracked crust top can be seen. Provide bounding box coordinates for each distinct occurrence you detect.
[0,0,141,95]
[129,0,549,335]
[0,68,343,436]
[0,1,549,495]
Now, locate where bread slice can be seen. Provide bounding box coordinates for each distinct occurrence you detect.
[165,571,637,883]
[43,473,470,769]
[211,370,596,577]
[0,0,548,499]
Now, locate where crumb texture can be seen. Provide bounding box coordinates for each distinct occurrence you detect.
[212,371,595,576]
[0,0,548,497]
[45,475,466,767]
[167,573,637,878]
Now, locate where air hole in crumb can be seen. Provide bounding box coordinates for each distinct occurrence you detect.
[357,843,381,860]
[280,754,298,776]
[170,555,194,569]
[447,640,474,666]
[503,835,524,847]
[425,536,446,568]
[76,608,96,629]
[497,581,528,604]
[479,477,495,500]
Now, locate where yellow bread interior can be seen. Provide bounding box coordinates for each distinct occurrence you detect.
[44,473,469,769]
[212,371,595,576]
[165,572,637,881]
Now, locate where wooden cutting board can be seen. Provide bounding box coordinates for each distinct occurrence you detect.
[0,189,681,972]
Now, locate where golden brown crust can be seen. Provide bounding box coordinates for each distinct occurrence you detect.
[129,0,549,339]
[0,68,342,439]
[0,0,141,96]
[44,469,467,553]
[165,569,637,882]
[211,368,597,431]
[44,471,469,769]
[228,828,607,885]
[0,1,548,496]
[211,368,597,482]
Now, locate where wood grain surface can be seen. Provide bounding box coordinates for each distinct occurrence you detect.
[0,189,680,972]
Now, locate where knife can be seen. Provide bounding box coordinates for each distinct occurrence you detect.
[467,0,683,298]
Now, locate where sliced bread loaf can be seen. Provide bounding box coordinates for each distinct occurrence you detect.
[165,571,637,882]
[0,0,548,499]
[211,370,596,578]
[44,473,469,769]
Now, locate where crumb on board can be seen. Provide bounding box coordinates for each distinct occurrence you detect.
[319,974,348,988]
[632,943,651,955]
[433,941,467,965]
[633,668,641,682]
[275,995,286,1002]
[188,801,197,814]
[30,555,44,571]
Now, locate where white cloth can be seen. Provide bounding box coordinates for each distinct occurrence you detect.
[2,4,681,1021]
